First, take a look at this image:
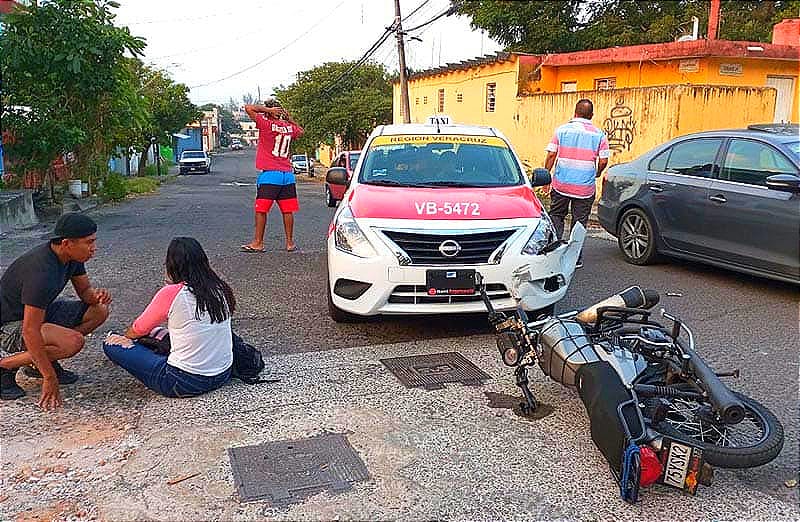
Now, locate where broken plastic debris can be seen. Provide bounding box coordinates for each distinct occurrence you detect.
[665,292,683,297]
[785,479,798,488]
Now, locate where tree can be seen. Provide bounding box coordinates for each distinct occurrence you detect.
[1,0,146,189]
[452,0,800,53]
[451,0,583,53]
[129,60,200,175]
[273,61,393,155]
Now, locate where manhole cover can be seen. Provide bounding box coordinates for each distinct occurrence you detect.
[380,352,491,390]
[228,433,369,505]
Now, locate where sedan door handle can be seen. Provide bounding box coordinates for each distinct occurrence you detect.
[709,194,727,204]
[648,184,664,193]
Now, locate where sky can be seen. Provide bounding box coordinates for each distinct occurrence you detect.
[112,0,503,106]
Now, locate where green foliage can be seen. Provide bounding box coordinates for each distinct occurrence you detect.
[100,172,128,201]
[453,0,800,53]
[99,173,160,201]
[125,176,160,195]
[1,0,146,173]
[274,61,393,152]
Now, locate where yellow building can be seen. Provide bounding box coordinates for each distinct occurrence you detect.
[394,22,799,168]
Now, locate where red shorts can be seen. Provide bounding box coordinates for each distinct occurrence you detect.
[255,197,299,213]
[254,181,299,213]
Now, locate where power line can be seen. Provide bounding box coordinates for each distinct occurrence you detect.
[404,5,456,33]
[318,0,435,96]
[189,0,347,89]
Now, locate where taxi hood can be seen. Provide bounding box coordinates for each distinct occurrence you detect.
[348,184,543,220]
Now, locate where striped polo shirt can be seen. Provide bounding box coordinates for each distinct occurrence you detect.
[545,117,611,198]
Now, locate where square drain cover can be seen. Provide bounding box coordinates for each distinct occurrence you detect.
[380,351,491,390]
[228,433,369,505]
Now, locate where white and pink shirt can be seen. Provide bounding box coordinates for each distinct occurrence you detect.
[545,117,611,198]
[132,284,233,376]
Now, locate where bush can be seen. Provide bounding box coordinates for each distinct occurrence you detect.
[100,173,128,201]
[125,176,159,194]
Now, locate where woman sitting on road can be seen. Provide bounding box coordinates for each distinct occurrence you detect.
[103,237,234,397]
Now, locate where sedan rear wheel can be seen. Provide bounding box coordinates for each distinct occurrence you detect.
[618,208,658,265]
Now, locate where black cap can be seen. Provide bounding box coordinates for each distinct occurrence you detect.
[52,213,97,240]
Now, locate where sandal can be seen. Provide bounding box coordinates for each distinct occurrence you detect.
[286,245,299,252]
[241,245,266,253]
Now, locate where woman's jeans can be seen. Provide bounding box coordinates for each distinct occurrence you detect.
[103,341,231,398]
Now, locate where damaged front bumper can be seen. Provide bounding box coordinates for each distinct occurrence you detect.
[512,223,586,310]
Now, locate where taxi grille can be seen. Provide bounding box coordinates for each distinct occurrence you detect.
[381,229,516,265]
[388,283,511,305]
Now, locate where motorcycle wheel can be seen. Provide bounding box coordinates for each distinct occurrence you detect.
[653,391,784,469]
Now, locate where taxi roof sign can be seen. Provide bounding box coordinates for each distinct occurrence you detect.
[427,115,451,125]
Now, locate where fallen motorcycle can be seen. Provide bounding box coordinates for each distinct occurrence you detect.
[477,272,784,503]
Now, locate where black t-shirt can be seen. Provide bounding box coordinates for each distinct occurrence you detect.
[0,243,86,324]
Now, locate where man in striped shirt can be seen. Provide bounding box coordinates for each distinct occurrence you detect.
[544,99,610,268]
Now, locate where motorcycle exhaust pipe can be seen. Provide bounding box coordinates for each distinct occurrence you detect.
[682,344,746,425]
[575,286,660,324]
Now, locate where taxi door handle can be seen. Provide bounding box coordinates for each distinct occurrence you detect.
[648,183,663,193]
[709,194,727,204]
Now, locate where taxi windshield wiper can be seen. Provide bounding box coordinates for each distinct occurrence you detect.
[364,179,413,187]
[413,181,482,187]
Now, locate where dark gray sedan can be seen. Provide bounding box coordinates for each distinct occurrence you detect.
[597,125,800,284]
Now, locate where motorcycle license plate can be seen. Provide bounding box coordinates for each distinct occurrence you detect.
[425,269,476,296]
[658,438,704,494]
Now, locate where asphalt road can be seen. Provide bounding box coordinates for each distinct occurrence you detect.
[1,149,797,517]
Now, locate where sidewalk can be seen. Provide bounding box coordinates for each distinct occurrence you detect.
[2,335,795,521]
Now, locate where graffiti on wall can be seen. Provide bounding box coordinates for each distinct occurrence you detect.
[603,98,637,152]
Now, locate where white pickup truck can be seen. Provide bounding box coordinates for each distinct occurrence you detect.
[179,150,211,174]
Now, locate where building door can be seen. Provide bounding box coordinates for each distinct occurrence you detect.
[766,76,795,123]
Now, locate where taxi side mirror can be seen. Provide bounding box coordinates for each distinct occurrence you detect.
[531,168,551,187]
[326,167,349,185]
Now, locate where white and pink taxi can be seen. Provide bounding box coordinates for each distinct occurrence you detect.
[325,121,585,322]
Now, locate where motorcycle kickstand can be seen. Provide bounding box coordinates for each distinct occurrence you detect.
[515,365,538,414]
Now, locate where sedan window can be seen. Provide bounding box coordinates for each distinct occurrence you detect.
[720,139,798,186]
[648,149,670,171]
[664,138,723,178]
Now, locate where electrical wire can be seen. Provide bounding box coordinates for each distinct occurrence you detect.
[318,0,439,96]
[404,5,456,33]
[188,0,347,89]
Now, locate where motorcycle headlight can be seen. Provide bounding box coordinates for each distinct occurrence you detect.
[521,214,558,255]
[334,206,378,258]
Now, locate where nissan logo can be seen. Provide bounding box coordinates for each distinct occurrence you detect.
[438,239,462,257]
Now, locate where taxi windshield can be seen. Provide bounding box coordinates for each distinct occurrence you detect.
[359,135,524,188]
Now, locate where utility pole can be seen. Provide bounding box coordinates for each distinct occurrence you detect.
[394,0,411,123]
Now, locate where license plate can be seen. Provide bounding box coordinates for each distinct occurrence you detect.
[658,438,704,494]
[425,269,476,295]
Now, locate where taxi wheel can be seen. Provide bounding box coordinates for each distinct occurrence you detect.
[327,278,364,323]
[325,185,337,207]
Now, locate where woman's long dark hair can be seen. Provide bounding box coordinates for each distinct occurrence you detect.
[165,237,236,323]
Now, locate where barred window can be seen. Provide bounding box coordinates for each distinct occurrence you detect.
[456,93,463,103]
[437,89,445,112]
[485,83,496,112]
[595,77,616,90]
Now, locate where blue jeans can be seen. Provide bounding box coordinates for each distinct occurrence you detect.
[103,341,231,398]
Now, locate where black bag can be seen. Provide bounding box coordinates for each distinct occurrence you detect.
[137,327,171,355]
[231,333,278,384]
[575,361,645,476]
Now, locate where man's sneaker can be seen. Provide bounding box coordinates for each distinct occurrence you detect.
[576,258,584,269]
[22,361,79,385]
[1,367,26,400]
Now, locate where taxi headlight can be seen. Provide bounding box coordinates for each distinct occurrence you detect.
[521,214,558,255]
[334,206,378,258]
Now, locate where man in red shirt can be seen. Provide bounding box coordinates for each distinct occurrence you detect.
[241,99,304,252]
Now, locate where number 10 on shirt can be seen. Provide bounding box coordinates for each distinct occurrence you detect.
[272,135,292,158]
